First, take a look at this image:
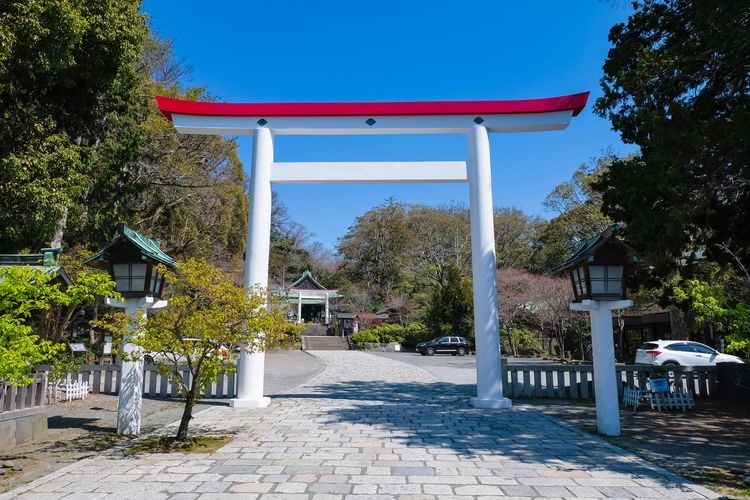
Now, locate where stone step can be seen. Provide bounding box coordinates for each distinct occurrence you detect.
[301,335,350,351]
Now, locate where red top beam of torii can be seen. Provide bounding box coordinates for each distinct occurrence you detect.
[155,92,589,122]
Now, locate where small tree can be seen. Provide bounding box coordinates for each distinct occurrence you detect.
[0,267,69,385]
[133,258,287,441]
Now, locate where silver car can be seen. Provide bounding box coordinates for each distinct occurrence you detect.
[634,340,744,366]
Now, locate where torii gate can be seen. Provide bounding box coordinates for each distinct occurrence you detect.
[156,92,589,410]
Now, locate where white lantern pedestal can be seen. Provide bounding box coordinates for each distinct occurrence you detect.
[570,299,632,436]
[106,296,168,435]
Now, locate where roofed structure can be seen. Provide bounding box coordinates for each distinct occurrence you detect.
[281,270,340,325]
[0,247,72,286]
[84,223,176,271]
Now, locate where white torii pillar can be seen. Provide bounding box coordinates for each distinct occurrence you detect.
[468,126,511,408]
[231,127,273,409]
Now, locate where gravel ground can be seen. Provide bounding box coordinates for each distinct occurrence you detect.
[527,397,750,498]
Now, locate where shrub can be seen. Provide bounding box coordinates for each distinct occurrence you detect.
[399,323,432,349]
[501,327,543,356]
[351,330,379,348]
[271,322,304,350]
[351,322,432,350]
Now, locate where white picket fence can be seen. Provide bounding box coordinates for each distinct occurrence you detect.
[35,364,237,399]
[34,362,718,401]
[502,363,717,399]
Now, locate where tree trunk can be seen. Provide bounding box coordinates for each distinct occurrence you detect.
[176,383,198,441]
[50,206,68,248]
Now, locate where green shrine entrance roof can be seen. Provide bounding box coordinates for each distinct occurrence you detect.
[0,247,72,285]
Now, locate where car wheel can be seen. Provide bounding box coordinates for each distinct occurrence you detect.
[426,347,435,356]
[662,361,679,378]
[457,347,466,356]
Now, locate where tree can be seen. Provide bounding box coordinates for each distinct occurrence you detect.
[494,208,544,270]
[406,204,471,288]
[538,158,614,270]
[672,279,730,337]
[0,0,147,252]
[595,0,750,277]
[133,259,287,441]
[37,268,120,343]
[0,267,69,385]
[425,264,473,338]
[497,267,584,358]
[338,199,412,304]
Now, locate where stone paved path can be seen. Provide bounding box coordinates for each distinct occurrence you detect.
[2,351,716,499]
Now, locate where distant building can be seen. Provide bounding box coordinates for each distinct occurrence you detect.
[277,270,341,325]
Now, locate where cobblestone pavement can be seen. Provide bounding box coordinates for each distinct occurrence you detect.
[2,351,717,499]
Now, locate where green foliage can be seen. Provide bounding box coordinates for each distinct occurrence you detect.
[39,267,120,342]
[47,351,83,387]
[538,157,614,270]
[351,322,430,349]
[0,0,147,252]
[501,328,543,357]
[725,303,750,354]
[130,258,288,440]
[397,323,431,349]
[595,1,750,277]
[125,79,248,262]
[0,267,67,385]
[494,208,545,271]
[425,265,473,338]
[351,330,380,348]
[672,279,730,332]
[672,277,750,354]
[269,321,305,350]
[339,199,412,305]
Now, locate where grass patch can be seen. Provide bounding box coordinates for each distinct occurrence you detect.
[680,467,750,499]
[128,435,230,454]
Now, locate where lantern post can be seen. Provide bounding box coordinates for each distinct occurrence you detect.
[553,225,638,436]
[85,224,176,435]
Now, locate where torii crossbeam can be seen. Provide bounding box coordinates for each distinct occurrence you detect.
[157,92,589,409]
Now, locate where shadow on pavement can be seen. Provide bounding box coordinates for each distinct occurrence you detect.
[276,379,707,493]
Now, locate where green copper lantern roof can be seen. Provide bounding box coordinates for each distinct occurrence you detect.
[84,223,176,269]
[551,224,637,273]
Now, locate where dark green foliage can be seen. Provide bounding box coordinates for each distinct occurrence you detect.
[338,199,411,304]
[0,0,148,252]
[351,322,430,349]
[425,265,473,338]
[595,0,750,277]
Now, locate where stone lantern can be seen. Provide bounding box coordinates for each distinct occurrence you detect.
[553,224,639,436]
[85,224,176,435]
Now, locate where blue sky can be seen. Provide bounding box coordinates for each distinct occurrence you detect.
[141,1,638,250]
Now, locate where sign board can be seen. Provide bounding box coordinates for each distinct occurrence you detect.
[649,378,670,393]
[68,343,87,353]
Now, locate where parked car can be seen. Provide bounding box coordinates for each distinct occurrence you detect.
[634,340,744,366]
[416,336,471,356]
